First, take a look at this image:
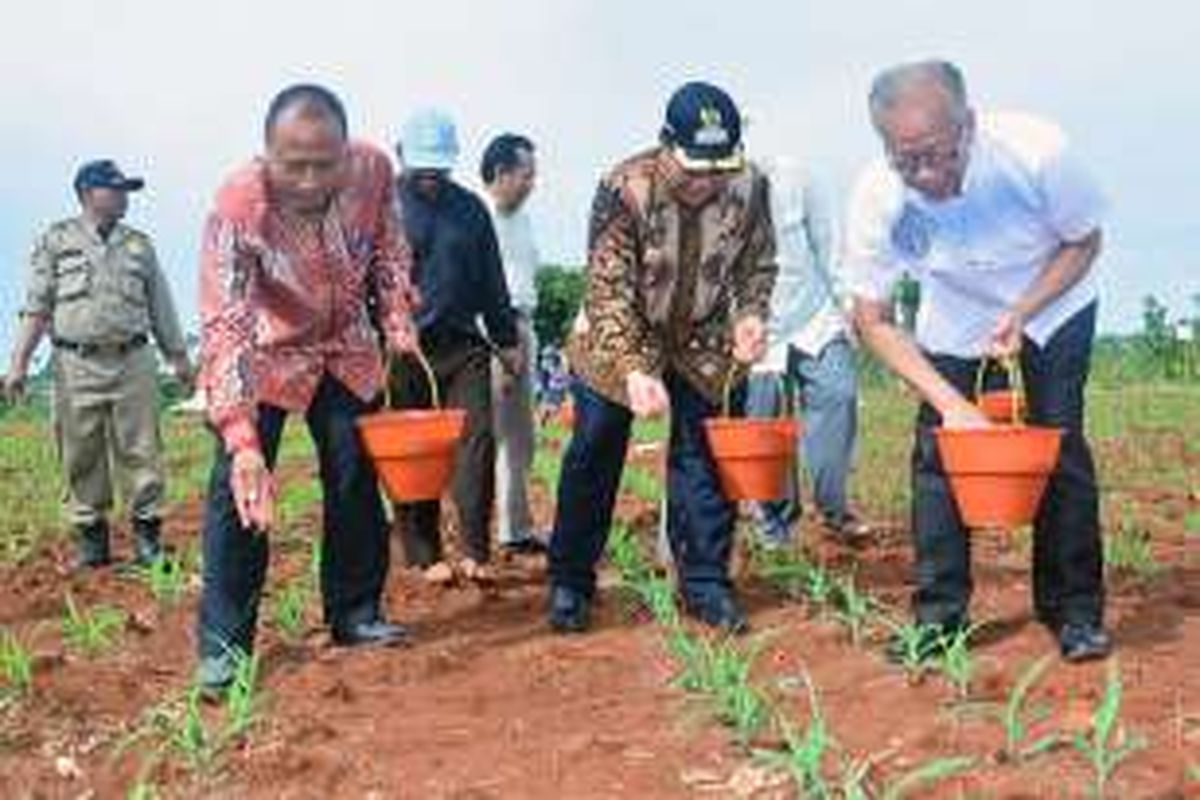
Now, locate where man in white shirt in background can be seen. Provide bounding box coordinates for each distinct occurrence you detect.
[482,133,546,554]
[746,157,870,547]
[847,60,1111,663]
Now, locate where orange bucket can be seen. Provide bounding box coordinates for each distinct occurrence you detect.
[705,418,798,501]
[935,425,1062,527]
[977,390,1024,423]
[356,350,466,502]
[703,368,801,501]
[358,408,466,501]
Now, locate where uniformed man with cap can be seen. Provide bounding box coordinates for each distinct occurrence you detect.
[547,81,777,634]
[4,160,192,568]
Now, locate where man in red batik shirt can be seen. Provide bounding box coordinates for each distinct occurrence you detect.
[196,83,418,694]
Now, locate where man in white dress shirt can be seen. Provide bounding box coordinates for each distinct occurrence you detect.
[482,133,546,554]
[846,60,1111,663]
[746,157,870,547]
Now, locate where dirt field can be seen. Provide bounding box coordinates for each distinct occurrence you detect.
[1,384,1199,798]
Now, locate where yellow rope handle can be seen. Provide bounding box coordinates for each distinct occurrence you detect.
[973,354,1025,425]
[382,347,441,410]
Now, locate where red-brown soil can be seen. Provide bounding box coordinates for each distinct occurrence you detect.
[2,435,1199,798]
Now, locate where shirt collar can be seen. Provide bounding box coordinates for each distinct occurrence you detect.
[77,215,124,245]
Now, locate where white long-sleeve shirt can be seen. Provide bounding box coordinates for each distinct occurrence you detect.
[759,157,847,371]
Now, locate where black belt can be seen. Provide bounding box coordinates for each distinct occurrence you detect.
[53,333,148,357]
[419,324,484,352]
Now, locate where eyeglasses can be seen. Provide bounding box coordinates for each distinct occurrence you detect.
[886,124,969,180]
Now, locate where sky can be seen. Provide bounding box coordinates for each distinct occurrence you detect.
[0,0,1196,359]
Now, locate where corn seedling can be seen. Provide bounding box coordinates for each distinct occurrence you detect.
[223,649,264,740]
[643,573,681,629]
[706,636,770,746]
[804,562,836,616]
[61,593,125,658]
[269,578,310,643]
[882,618,938,684]
[993,655,1061,762]
[606,523,683,627]
[670,631,770,747]
[118,686,218,774]
[1073,660,1146,799]
[0,629,34,695]
[935,624,978,701]
[880,756,977,800]
[750,539,812,600]
[837,753,874,800]
[832,574,876,646]
[139,553,187,606]
[666,626,709,689]
[120,652,263,780]
[1104,512,1161,580]
[754,670,833,797]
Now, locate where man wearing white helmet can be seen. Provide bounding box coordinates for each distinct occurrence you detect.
[391,108,522,586]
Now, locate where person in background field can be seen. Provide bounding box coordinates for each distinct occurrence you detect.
[4,160,192,569]
[196,83,418,693]
[392,109,522,586]
[548,81,777,635]
[846,60,1112,663]
[745,156,871,548]
[481,132,547,555]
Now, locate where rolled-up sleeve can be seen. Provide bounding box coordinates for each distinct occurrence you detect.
[199,213,259,454]
[1038,144,1106,243]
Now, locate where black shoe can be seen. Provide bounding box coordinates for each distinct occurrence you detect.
[74,520,112,568]
[1059,622,1113,663]
[132,517,164,566]
[331,618,410,648]
[502,535,549,556]
[548,585,591,633]
[824,514,873,547]
[683,589,749,635]
[885,618,970,666]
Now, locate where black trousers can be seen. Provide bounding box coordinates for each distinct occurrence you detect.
[549,372,742,599]
[390,331,495,566]
[911,303,1105,627]
[197,375,389,660]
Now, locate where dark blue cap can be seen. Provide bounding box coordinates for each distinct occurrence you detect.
[661,81,743,167]
[73,160,145,194]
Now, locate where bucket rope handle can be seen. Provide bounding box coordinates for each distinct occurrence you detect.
[721,363,796,421]
[973,354,1025,425]
[382,347,441,410]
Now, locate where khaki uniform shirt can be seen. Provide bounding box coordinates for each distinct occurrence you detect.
[22,216,186,356]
